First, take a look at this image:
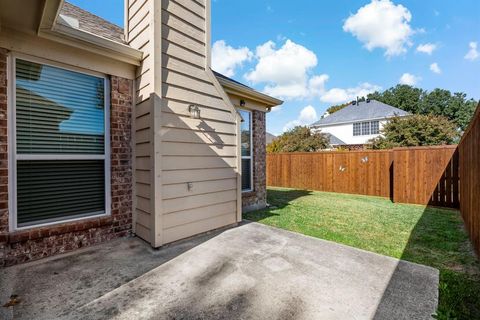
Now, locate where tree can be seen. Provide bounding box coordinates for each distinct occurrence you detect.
[326,97,365,114]
[368,85,426,114]
[267,126,329,153]
[369,114,459,149]
[326,102,349,114]
[367,85,477,131]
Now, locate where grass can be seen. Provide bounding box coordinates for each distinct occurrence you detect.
[245,187,480,319]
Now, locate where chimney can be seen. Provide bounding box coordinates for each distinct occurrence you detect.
[125,0,239,248]
[125,0,211,101]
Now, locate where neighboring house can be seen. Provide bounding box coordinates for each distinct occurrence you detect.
[0,0,282,266]
[266,132,276,145]
[310,99,409,147]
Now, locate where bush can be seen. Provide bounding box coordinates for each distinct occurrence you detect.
[369,114,460,149]
[267,126,329,153]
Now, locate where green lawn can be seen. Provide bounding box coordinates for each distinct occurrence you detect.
[245,187,480,320]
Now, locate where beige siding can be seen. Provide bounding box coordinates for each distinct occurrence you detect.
[160,0,238,242]
[133,97,153,241]
[128,0,239,246]
[126,0,153,103]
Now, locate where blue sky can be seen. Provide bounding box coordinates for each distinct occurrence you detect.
[69,0,480,135]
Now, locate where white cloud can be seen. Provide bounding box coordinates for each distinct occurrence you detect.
[399,73,421,85]
[283,105,318,132]
[244,39,381,103]
[320,83,381,104]
[464,42,479,61]
[211,40,253,77]
[430,62,441,74]
[416,43,437,55]
[245,40,320,100]
[343,0,414,57]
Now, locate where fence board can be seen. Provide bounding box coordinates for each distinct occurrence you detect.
[459,103,480,256]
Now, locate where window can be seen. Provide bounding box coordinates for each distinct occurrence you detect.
[361,122,370,135]
[370,121,380,134]
[11,58,110,228]
[239,110,252,191]
[353,121,380,136]
[353,123,361,136]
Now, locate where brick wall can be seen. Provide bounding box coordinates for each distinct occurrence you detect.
[242,110,267,212]
[0,52,133,266]
[0,49,8,264]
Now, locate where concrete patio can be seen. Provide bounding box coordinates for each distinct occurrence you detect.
[0,222,439,320]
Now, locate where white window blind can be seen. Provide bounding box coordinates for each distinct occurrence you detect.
[13,58,109,228]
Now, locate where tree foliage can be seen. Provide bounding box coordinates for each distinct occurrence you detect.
[326,97,365,115]
[369,114,459,149]
[267,126,329,153]
[367,85,477,130]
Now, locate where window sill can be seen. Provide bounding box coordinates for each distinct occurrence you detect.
[242,190,256,197]
[7,216,113,244]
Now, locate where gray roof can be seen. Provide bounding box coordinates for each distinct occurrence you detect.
[325,133,346,146]
[58,2,125,43]
[311,100,409,127]
[213,71,258,92]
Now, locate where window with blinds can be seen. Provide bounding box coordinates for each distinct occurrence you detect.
[239,110,252,191]
[13,58,109,228]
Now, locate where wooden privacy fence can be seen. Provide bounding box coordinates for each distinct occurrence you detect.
[267,146,460,208]
[458,103,480,256]
[393,146,459,208]
[267,151,393,198]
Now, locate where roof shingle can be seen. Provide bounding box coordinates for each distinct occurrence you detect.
[311,100,409,127]
[58,2,125,44]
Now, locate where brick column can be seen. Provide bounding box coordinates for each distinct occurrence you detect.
[0,49,8,264]
[242,110,267,212]
[110,76,133,236]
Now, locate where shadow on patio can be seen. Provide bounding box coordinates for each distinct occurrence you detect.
[0,227,228,320]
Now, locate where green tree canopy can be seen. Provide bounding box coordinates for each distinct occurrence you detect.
[367,85,477,130]
[267,126,329,153]
[326,98,365,115]
[369,114,460,149]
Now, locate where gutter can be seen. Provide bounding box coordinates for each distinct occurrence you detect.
[215,75,283,108]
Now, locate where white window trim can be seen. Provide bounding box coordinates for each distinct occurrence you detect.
[239,109,253,193]
[8,53,111,231]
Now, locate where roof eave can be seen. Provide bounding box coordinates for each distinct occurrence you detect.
[216,76,283,108]
[38,0,142,66]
